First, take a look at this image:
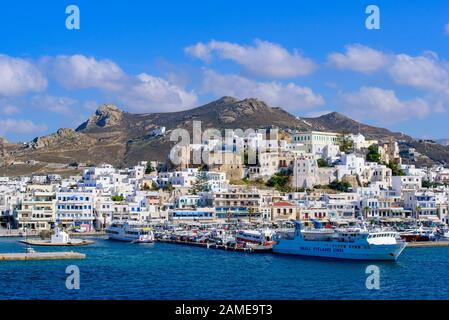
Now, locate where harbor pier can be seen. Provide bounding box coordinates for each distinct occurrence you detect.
[0,251,86,261]
[406,241,449,248]
[157,238,273,253]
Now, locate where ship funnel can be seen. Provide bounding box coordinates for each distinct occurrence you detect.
[294,221,302,237]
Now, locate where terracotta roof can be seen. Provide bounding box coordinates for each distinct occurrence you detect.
[272,201,294,207]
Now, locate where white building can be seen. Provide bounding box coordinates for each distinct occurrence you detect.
[392,176,422,195]
[293,155,319,189]
[404,190,438,220]
[336,153,366,180]
[292,131,340,155]
[347,133,377,150]
[56,188,96,230]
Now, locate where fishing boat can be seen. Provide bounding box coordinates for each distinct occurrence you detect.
[436,228,449,241]
[272,221,406,261]
[105,222,155,243]
[399,226,436,242]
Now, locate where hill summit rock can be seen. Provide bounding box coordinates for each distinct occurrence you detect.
[76,104,124,131]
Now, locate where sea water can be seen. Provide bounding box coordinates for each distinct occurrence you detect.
[0,237,447,300]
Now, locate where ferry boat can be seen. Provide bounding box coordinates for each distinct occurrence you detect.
[272,221,406,261]
[235,229,275,245]
[105,222,155,243]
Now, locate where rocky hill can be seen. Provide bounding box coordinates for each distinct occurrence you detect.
[301,112,407,140]
[301,112,449,166]
[1,96,448,176]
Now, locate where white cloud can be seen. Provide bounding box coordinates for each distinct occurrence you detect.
[445,23,449,35]
[202,70,324,113]
[186,39,316,78]
[329,45,449,93]
[0,119,47,136]
[305,110,333,118]
[327,44,390,73]
[119,73,198,112]
[389,53,449,92]
[31,95,78,114]
[0,55,47,97]
[83,100,99,111]
[1,105,20,115]
[0,99,20,115]
[42,55,125,91]
[185,42,212,61]
[339,86,430,124]
[328,45,449,113]
[38,54,197,113]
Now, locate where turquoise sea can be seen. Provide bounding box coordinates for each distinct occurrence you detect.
[0,237,447,300]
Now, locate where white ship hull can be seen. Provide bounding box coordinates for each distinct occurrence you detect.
[105,223,154,243]
[273,240,406,261]
[107,234,153,242]
[273,221,407,261]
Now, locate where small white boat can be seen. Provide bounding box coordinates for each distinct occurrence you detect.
[235,229,275,244]
[25,247,36,254]
[437,229,449,241]
[105,222,155,243]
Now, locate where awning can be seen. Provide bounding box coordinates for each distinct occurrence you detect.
[418,216,441,222]
[381,218,403,222]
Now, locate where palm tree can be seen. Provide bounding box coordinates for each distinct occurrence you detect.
[248,207,254,223]
[416,205,422,221]
[363,206,370,219]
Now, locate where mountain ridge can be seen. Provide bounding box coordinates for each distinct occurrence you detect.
[1,96,448,175]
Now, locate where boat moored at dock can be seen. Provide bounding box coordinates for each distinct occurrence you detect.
[105,222,155,243]
[235,229,275,245]
[399,226,436,242]
[273,221,407,261]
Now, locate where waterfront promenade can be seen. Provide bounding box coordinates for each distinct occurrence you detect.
[0,228,105,238]
[0,229,38,237]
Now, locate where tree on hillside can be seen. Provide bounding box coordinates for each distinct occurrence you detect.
[191,171,210,195]
[317,158,330,167]
[328,180,352,192]
[387,161,405,176]
[339,134,354,153]
[266,171,292,193]
[145,161,154,174]
[112,195,124,202]
[366,145,381,163]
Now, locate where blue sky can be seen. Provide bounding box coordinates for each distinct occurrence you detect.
[1,0,449,141]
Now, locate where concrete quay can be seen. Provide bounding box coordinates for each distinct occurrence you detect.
[0,251,86,261]
[406,241,449,248]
